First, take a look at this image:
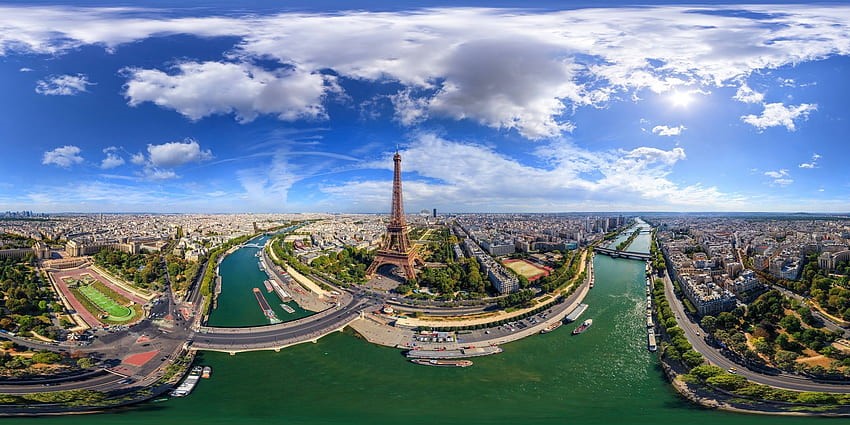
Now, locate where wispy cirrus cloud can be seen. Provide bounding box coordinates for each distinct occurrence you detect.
[35,73,92,95]
[798,153,821,169]
[764,168,793,186]
[320,133,740,212]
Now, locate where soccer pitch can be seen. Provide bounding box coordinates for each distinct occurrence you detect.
[78,284,133,320]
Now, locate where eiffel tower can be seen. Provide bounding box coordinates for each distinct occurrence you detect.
[366,151,422,281]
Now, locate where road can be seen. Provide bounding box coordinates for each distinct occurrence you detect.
[0,370,129,394]
[768,283,850,338]
[193,296,377,349]
[661,270,850,393]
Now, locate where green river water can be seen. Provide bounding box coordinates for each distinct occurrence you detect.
[207,235,312,327]
[6,227,834,424]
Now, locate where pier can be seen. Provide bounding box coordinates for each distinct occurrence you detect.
[564,303,588,323]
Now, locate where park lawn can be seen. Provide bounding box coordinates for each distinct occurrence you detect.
[77,285,134,321]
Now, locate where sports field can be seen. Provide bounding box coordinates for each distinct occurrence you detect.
[503,259,551,282]
[78,284,134,321]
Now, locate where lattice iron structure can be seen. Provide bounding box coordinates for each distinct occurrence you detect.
[366,152,422,281]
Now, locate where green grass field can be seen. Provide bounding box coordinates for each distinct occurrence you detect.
[78,284,133,321]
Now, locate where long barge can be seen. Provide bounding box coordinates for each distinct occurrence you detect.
[253,288,281,324]
[411,359,473,367]
[405,346,503,359]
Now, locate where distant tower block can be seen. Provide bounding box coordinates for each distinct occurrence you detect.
[366,151,423,281]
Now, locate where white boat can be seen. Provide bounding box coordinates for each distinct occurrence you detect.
[170,366,202,397]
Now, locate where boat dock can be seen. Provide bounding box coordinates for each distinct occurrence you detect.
[564,303,588,323]
[405,346,503,359]
[268,278,293,303]
[280,303,295,314]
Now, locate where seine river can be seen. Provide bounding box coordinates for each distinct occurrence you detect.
[5,227,830,424]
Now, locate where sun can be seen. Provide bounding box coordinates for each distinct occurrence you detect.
[668,90,695,108]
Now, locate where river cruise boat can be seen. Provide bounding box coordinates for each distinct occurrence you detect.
[411,359,473,367]
[170,366,202,397]
[572,319,593,335]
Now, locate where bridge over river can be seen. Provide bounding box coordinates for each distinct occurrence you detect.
[593,247,651,261]
[192,296,378,354]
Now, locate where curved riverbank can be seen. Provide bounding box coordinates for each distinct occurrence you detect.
[660,357,850,417]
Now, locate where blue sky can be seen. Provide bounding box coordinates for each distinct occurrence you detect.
[1,1,849,213]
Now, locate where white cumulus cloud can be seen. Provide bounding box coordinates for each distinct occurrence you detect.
[130,152,146,165]
[0,5,848,139]
[35,73,92,96]
[741,102,817,131]
[126,139,213,180]
[651,125,686,136]
[733,83,764,104]
[100,146,125,169]
[123,61,333,123]
[42,145,83,168]
[145,139,213,168]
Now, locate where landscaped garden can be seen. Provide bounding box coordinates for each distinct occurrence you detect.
[64,276,140,324]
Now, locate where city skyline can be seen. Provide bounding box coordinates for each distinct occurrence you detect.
[2,1,849,213]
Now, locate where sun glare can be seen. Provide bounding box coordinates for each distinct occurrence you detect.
[668,90,695,108]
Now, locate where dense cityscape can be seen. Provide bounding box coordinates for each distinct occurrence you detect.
[3,202,850,418]
[3,1,850,424]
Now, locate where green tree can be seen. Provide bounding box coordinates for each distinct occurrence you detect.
[779,314,802,333]
[700,315,717,333]
[76,357,96,369]
[31,351,62,364]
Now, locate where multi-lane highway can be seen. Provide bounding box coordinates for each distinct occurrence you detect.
[661,270,850,393]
